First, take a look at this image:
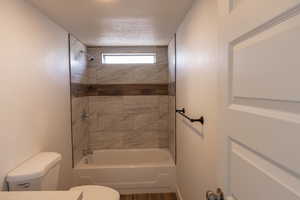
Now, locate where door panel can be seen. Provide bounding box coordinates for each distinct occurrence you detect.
[225,0,300,40]
[232,12,300,101]
[218,0,300,199]
[228,105,300,173]
[230,140,300,200]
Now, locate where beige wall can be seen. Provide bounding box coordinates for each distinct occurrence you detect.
[0,0,72,190]
[175,0,219,199]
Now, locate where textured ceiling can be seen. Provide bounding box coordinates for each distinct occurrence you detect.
[27,0,194,46]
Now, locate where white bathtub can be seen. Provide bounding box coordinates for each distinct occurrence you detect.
[73,149,176,194]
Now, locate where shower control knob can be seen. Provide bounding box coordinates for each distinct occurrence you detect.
[80,111,90,121]
[206,188,224,200]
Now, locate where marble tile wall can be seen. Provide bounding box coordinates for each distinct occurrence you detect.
[72,97,89,164]
[70,35,89,165]
[88,96,169,150]
[168,38,176,162]
[70,35,89,84]
[71,45,171,153]
[84,46,170,150]
[86,46,169,84]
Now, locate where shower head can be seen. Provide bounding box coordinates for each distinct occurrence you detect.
[80,50,95,62]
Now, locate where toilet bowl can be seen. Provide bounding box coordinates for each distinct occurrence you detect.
[70,185,119,200]
[6,152,120,200]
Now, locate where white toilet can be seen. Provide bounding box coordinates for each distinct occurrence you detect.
[6,152,120,200]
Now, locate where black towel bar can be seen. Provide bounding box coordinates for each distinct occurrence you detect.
[176,108,204,125]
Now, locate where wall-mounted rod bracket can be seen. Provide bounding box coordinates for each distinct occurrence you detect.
[176,108,204,125]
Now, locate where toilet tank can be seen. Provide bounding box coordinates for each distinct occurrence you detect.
[6,152,62,191]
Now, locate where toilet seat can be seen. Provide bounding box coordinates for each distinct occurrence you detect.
[70,185,120,200]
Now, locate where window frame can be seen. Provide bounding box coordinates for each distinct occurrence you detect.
[101,53,157,64]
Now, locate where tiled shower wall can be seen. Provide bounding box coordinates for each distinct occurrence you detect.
[70,44,174,164]
[168,37,176,162]
[70,35,89,165]
[86,46,170,150]
[86,46,169,84]
[88,96,169,150]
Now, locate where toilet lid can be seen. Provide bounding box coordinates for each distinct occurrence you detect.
[70,185,120,200]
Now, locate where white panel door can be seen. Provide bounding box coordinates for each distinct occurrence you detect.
[218,1,300,200]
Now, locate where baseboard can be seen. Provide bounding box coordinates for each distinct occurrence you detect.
[175,185,183,200]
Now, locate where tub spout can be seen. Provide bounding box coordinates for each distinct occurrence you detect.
[82,148,93,156]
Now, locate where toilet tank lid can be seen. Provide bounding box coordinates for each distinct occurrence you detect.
[6,152,62,183]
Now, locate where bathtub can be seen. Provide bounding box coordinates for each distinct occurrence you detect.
[73,149,176,194]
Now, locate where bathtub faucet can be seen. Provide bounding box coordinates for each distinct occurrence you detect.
[82,148,93,156]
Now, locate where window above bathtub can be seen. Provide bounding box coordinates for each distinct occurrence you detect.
[101,53,157,64]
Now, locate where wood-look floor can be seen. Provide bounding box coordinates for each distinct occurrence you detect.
[120,193,177,200]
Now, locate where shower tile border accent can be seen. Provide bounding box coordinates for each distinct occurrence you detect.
[72,83,169,97]
[71,83,89,97]
[168,82,176,96]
